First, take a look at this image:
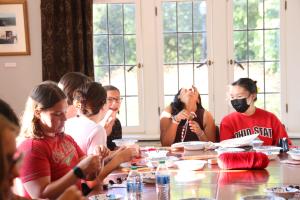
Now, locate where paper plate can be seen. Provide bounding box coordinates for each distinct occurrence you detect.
[183,141,207,151]
[89,194,122,200]
[241,195,284,200]
[218,134,259,148]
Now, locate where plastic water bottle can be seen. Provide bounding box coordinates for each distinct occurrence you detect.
[156,160,170,200]
[126,166,143,200]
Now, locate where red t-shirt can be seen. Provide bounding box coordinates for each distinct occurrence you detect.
[220,108,290,146]
[18,134,85,197]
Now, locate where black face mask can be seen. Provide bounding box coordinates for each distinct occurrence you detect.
[231,98,250,113]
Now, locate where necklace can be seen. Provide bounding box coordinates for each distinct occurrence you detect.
[180,112,197,142]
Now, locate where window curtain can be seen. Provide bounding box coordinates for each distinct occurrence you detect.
[41,0,94,81]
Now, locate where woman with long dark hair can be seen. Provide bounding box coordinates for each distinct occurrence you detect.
[160,86,216,146]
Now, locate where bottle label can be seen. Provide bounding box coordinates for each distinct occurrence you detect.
[127,182,136,192]
[156,175,170,185]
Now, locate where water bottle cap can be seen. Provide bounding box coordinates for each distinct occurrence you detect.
[131,166,138,170]
[159,160,165,164]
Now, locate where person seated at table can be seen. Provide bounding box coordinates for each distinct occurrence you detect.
[160,86,216,146]
[58,72,91,119]
[0,98,85,200]
[100,85,123,151]
[65,82,138,181]
[220,78,291,146]
[17,81,104,199]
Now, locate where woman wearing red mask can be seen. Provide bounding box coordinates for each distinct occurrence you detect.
[220,78,291,146]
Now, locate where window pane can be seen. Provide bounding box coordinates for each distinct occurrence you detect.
[177,2,193,32]
[194,64,208,94]
[124,35,136,65]
[256,93,265,110]
[108,4,123,34]
[194,33,207,63]
[265,30,279,60]
[265,93,280,118]
[164,33,178,64]
[201,94,209,110]
[162,2,176,33]
[234,31,247,61]
[125,66,138,96]
[234,63,248,80]
[248,30,263,61]
[109,35,124,65]
[94,35,108,65]
[95,66,109,85]
[178,33,193,63]
[233,0,247,30]
[124,4,135,34]
[249,62,264,93]
[164,95,174,108]
[110,66,125,95]
[118,100,126,126]
[265,62,280,93]
[178,64,193,89]
[93,4,107,34]
[126,97,139,126]
[265,0,280,29]
[248,0,263,29]
[193,1,206,32]
[164,65,178,95]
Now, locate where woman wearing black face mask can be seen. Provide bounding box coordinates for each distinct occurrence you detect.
[220,78,291,146]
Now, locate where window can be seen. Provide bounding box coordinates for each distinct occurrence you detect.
[231,0,281,117]
[161,0,210,109]
[93,0,285,137]
[93,1,143,130]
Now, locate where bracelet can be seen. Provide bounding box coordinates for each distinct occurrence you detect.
[196,130,205,138]
[171,115,179,124]
[73,166,86,179]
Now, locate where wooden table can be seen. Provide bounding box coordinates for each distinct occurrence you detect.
[91,152,300,200]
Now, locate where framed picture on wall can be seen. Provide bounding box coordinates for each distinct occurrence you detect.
[0,0,30,56]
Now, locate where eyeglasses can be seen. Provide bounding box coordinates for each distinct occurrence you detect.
[107,97,123,104]
[6,152,23,170]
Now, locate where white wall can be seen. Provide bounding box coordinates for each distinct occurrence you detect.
[0,0,42,116]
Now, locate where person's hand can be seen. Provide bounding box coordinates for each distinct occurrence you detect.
[189,120,204,136]
[116,146,139,163]
[77,155,101,180]
[94,145,110,159]
[104,110,117,135]
[173,109,190,123]
[57,185,85,200]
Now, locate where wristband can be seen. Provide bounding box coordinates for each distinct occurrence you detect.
[73,166,86,179]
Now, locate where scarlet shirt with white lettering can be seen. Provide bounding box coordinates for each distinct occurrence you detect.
[220,108,290,145]
[18,134,85,197]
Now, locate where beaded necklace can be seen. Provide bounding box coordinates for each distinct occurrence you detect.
[180,112,197,142]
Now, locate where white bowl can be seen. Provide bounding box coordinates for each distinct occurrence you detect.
[112,138,137,147]
[175,160,206,171]
[287,150,300,160]
[183,141,207,151]
[254,146,282,153]
[145,150,169,159]
[215,147,245,155]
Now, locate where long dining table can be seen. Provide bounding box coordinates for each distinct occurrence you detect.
[90,150,300,200]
